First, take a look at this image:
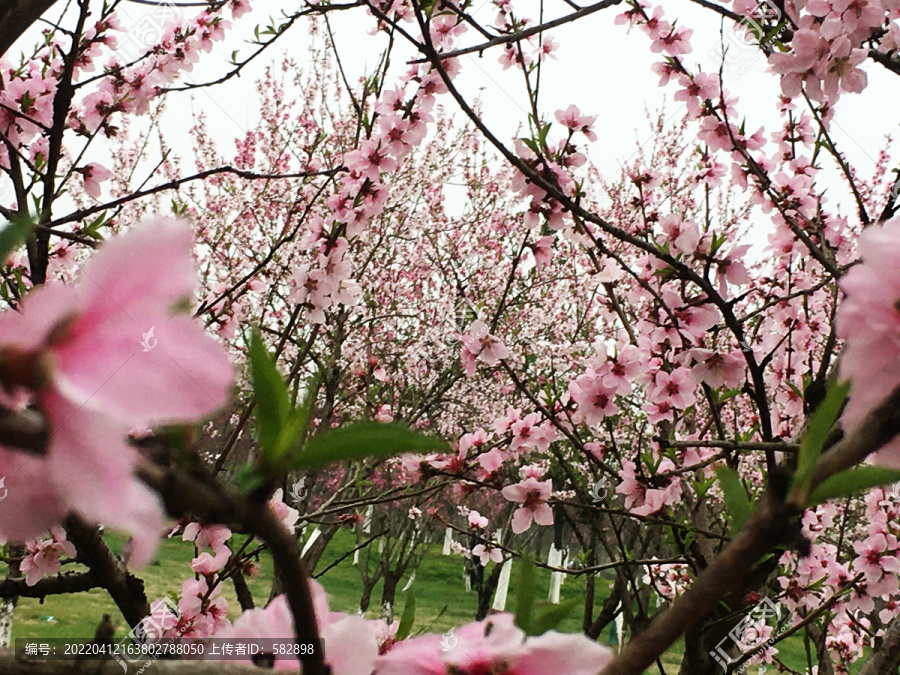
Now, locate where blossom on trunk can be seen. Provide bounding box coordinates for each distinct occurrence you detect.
[20,526,75,586]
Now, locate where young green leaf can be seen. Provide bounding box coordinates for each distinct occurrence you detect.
[528,600,579,636]
[293,422,447,469]
[797,380,850,477]
[0,216,32,263]
[792,379,850,503]
[248,329,291,461]
[396,591,416,640]
[809,465,900,505]
[716,466,751,532]
[513,558,536,634]
[234,463,268,494]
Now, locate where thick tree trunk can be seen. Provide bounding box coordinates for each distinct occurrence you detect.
[859,613,900,675]
[0,542,25,649]
[587,578,624,640]
[359,585,373,615]
[475,563,504,621]
[380,573,399,623]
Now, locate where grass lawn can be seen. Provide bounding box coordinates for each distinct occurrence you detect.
[3,528,851,673]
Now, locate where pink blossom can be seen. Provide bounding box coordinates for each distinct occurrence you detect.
[182,522,232,553]
[460,320,510,375]
[0,220,233,564]
[690,349,745,389]
[229,0,252,19]
[20,527,76,586]
[570,371,619,425]
[183,521,232,574]
[374,612,613,674]
[837,217,900,467]
[177,577,229,638]
[529,235,555,272]
[191,549,230,575]
[501,477,553,534]
[468,510,488,529]
[617,459,681,516]
[554,105,598,141]
[649,367,696,409]
[269,488,300,533]
[80,162,111,198]
[215,581,379,674]
[472,543,503,565]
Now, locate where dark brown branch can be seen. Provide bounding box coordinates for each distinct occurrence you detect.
[408,0,624,63]
[42,166,344,232]
[602,384,900,674]
[870,49,900,77]
[0,0,59,58]
[64,517,150,629]
[137,463,327,675]
[0,571,101,598]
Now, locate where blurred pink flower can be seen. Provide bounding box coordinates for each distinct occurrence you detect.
[215,581,379,674]
[374,612,613,674]
[269,488,300,533]
[0,219,234,564]
[837,216,900,467]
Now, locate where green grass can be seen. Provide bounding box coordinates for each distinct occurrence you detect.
[4,529,858,673]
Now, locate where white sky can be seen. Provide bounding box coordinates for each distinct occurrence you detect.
[14,1,900,233]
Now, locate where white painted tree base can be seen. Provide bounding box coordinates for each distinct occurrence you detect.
[492,558,512,611]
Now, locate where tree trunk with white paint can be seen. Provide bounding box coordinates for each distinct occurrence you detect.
[442,527,453,555]
[492,557,512,611]
[547,543,564,604]
[0,599,14,648]
[301,527,321,558]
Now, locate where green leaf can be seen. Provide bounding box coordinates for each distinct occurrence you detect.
[513,559,536,634]
[234,464,268,494]
[0,216,32,263]
[294,422,447,469]
[528,600,578,636]
[809,466,900,505]
[537,123,551,149]
[396,591,416,640]
[716,466,751,532]
[792,379,850,502]
[248,330,292,462]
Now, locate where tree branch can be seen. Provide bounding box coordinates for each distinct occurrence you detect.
[602,383,900,674]
[137,463,328,675]
[0,0,59,59]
